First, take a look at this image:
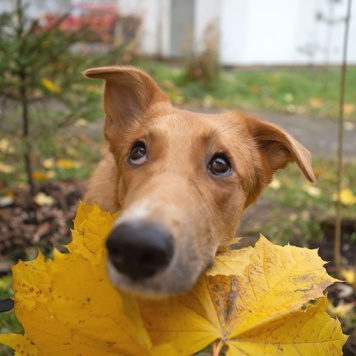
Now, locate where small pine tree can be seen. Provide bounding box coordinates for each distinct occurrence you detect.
[0,0,130,196]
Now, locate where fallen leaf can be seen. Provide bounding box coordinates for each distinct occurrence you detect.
[0,162,15,174]
[344,103,355,116]
[303,184,321,197]
[33,192,54,206]
[42,158,56,169]
[310,98,323,108]
[269,178,281,190]
[328,300,355,319]
[0,138,15,153]
[32,170,55,180]
[333,188,356,206]
[75,118,88,127]
[56,159,76,169]
[284,93,294,102]
[0,191,14,207]
[41,78,62,94]
[341,268,355,285]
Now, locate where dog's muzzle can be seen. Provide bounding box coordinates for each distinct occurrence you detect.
[106,222,174,280]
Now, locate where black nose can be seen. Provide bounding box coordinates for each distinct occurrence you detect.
[106,222,174,280]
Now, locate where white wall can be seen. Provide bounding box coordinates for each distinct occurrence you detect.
[219,0,356,66]
[4,0,353,65]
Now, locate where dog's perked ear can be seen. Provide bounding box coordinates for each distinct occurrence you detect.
[83,66,168,137]
[245,116,316,185]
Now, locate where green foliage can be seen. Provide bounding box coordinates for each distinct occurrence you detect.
[0,0,135,193]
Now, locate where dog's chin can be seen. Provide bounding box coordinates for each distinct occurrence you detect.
[107,260,207,298]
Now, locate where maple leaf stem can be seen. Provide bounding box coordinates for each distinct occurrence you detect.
[213,339,224,356]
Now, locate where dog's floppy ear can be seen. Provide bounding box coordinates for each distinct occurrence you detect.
[245,116,316,183]
[83,66,168,136]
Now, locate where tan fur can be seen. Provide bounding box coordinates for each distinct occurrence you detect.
[83,66,316,296]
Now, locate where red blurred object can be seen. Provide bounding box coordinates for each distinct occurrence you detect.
[37,3,118,42]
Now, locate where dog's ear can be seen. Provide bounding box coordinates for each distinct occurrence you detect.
[245,116,316,183]
[83,66,168,136]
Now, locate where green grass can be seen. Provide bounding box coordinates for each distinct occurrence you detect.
[141,62,356,121]
[245,157,356,245]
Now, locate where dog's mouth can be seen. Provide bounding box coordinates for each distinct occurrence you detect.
[105,221,211,297]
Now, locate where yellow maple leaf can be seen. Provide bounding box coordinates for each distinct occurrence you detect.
[0,202,150,355]
[138,235,345,355]
[206,245,253,276]
[0,204,347,355]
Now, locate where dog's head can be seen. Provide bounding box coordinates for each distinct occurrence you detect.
[84,66,316,297]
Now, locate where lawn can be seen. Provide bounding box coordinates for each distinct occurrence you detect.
[143,62,356,121]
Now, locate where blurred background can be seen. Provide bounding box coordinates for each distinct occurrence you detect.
[0,0,355,354]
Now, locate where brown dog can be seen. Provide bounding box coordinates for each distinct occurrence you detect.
[83,66,316,297]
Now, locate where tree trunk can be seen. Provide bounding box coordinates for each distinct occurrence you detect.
[19,74,35,196]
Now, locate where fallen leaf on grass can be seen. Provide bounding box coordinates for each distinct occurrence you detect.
[41,78,62,94]
[310,98,323,108]
[42,158,56,169]
[333,188,356,206]
[0,138,15,153]
[303,183,321,197]
[269,178,281,190]
[56,159,77,169]
[74,118,88,127]
[0,162,15,174]
[344,103,355,116]
[0,203,347,355]
[32,170,55,180]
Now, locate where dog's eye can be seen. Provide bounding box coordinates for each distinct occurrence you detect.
[129,142,147,165]
[208,154,232,177]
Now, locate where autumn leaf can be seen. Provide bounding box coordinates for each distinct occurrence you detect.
[0,203,347,355]
[32,170,55,180]
[33,192,54,206]
[206,245,253,276]
[138,236,345,355]
[0,162,15,174]
[333,188,356,206]
[41,78,62,94]
[0,202,151,355]
[56,159,77,169]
